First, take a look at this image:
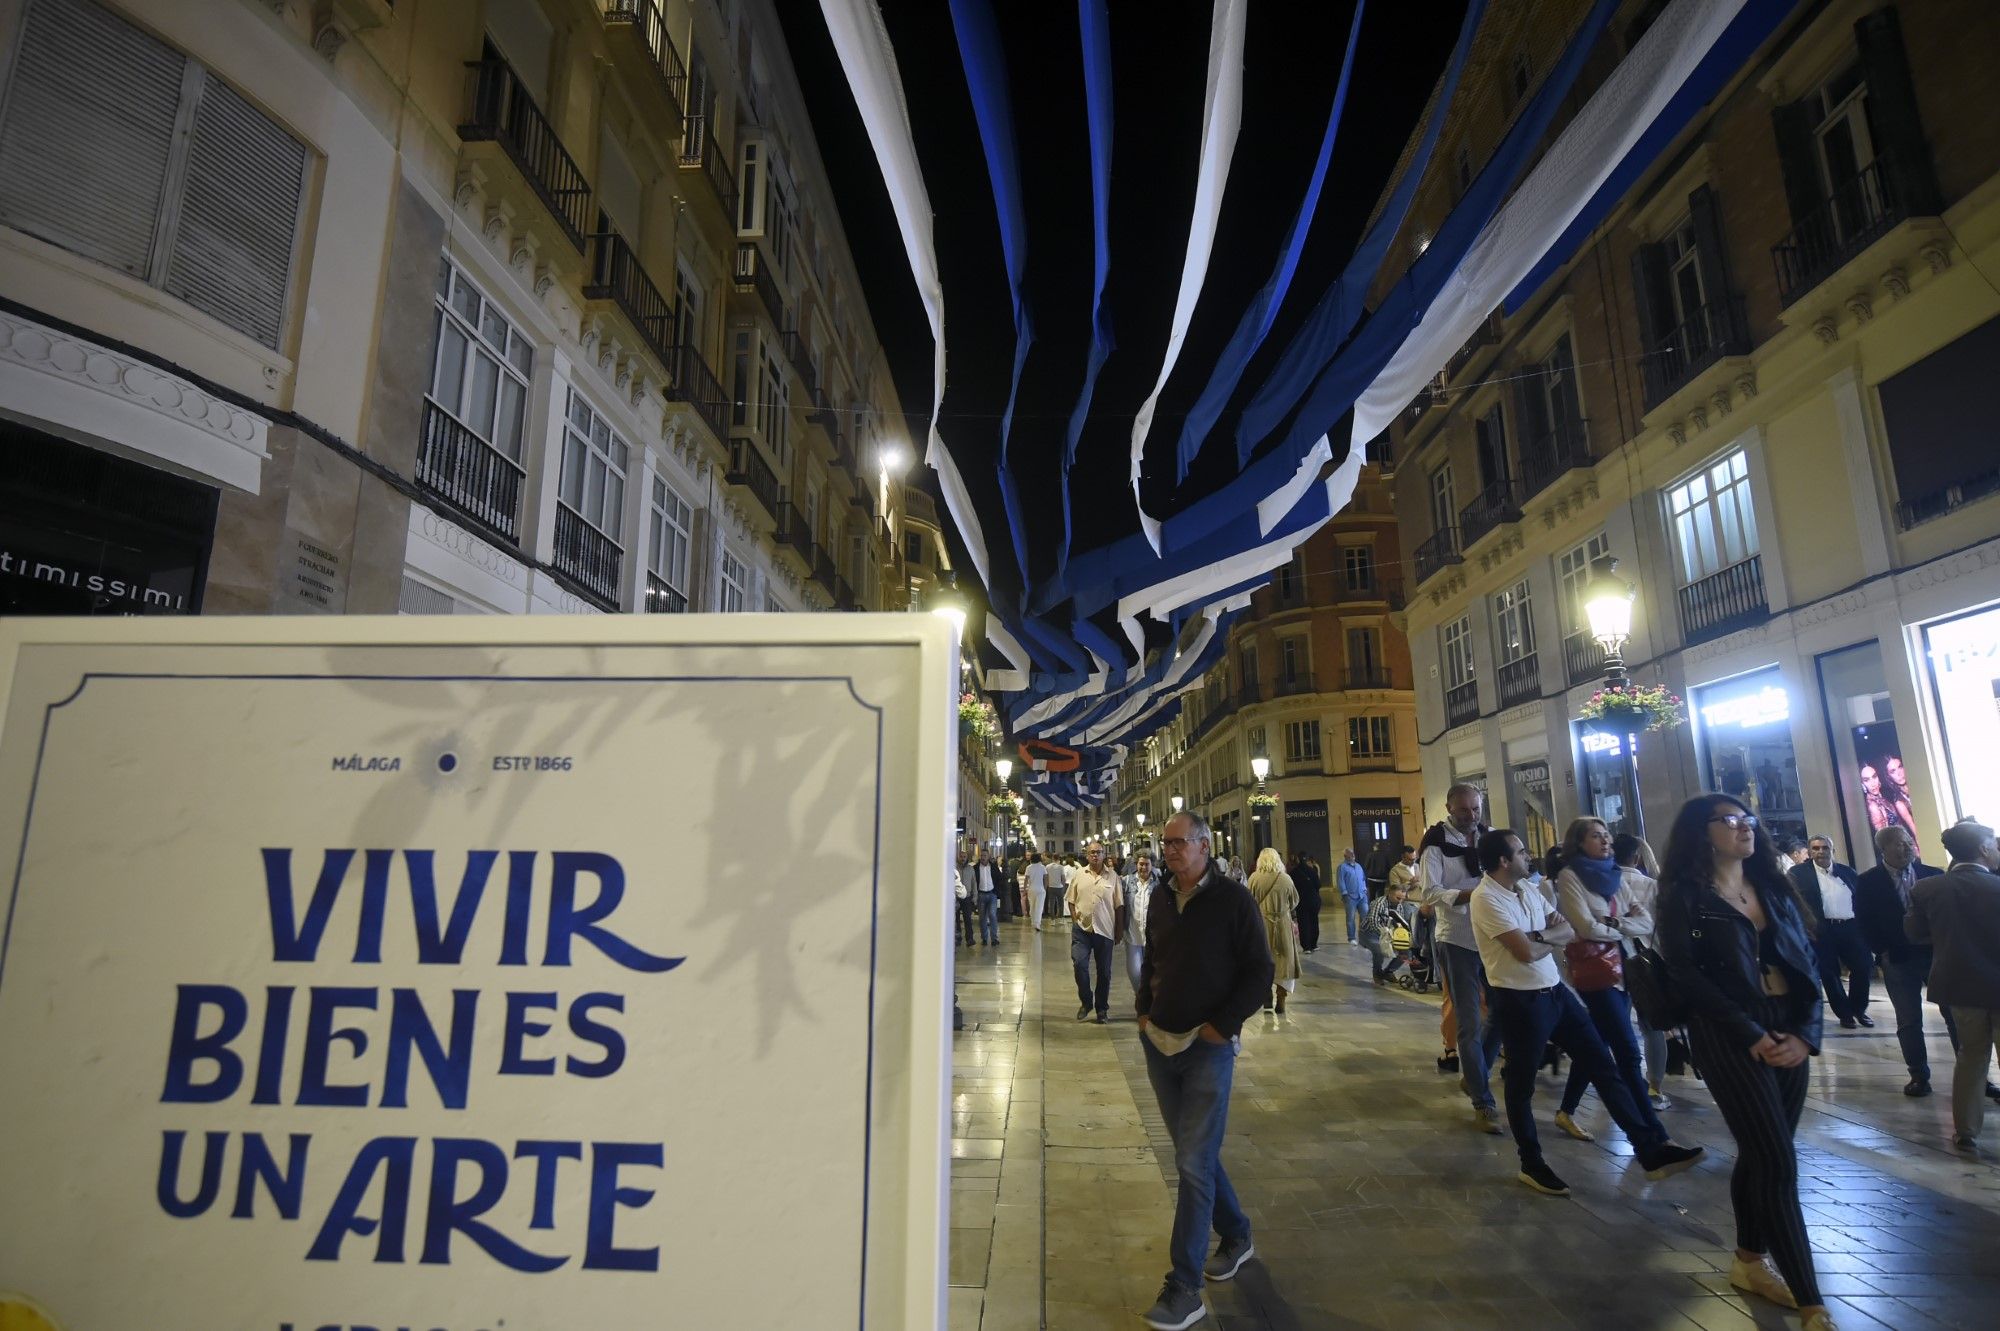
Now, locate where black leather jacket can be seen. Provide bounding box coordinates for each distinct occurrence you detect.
[1658,877,1823,1054]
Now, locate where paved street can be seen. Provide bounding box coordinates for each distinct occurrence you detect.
[948,917,2000,1330]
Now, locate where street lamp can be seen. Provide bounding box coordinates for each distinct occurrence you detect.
[929,582,967,638]
[1250,756,1270,784]
[1584,556,1637,688]
[1582,555,1645,838]
[995,758,1012,785]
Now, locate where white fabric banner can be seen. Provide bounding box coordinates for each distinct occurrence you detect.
[818,0,991,589]
[1350,0,1747,446]
[1129,0,1248,552]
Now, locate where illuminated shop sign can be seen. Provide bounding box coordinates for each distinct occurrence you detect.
[1698,684,1790,729]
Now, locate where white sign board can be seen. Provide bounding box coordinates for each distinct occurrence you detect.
[0,615,956,1330]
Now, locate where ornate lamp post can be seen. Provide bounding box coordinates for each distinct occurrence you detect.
[1583,556,1644,837]
[1249,756,1272,854]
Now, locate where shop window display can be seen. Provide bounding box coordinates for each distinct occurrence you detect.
[1923,604,2000,828]
[1816,641,1917,865]
[1692,667,1806,845]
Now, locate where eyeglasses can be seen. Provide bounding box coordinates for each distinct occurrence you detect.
[1160,837,1205,851]
[1709,813,1760,829]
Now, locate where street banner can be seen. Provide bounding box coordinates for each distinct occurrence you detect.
[0,615,956,1329]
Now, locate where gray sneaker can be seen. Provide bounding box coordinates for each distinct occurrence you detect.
[1143,1279,1207,1329]
[1475,1106,1506,1135]
[1203,1235,1255,1282]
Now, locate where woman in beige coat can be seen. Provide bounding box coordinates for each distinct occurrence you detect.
[1249,847,1301,1014]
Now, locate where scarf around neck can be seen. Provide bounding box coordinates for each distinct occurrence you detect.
[1569,852,1624,902]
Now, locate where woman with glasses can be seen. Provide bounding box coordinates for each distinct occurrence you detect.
[1657,795,1835,1330]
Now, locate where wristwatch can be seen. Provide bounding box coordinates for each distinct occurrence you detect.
[1527,929,1546,945]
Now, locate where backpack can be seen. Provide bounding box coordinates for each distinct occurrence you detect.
[1624,939,1687,1029]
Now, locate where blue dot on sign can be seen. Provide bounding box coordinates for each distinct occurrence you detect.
[438,753,458,773]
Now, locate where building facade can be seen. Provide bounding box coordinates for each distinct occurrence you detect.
[1118,461,1425,879]
[0,0,922,622]
[1381,0,2000,864]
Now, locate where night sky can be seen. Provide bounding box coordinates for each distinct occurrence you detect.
[775,0,1469,597]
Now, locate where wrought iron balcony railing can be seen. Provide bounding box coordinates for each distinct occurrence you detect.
[415,399,525,544]
[553,504,622,607]
[1459,478,1522,548]
[601,1,687,121]
[1497,654,1541,708]
[1445,681,1479,729]
[1641,296,1748,409]
[1519,416,1591,500]
[725,437,781,523]
[735,243,789,328]
[1562,630,1607,687]
[644,571,689,613]
[460,48,593,251]
[1773,152,1930,307]
[1677,554,1768,645]
[679,115,737,222]
[1344,666,1393,691]
[664,341,730,444]
[584,224,674,369]
[1414,527,1464,584]
[1271,672,1317,698]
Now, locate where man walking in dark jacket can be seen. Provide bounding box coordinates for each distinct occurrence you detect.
[1790,834,1874,1028]
[1135,809,1273,1330]
[1291,853,1323,953]
[1907,821,2000,1149]
[1855,824,1957,1095]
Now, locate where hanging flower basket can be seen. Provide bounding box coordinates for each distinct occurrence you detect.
[957,693,999,742]
[1576,682,1686,734]
[985,796,1015,814]
[1247,792,1279,810]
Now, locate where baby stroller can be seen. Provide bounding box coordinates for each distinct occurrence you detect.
[1398,906,1436,993]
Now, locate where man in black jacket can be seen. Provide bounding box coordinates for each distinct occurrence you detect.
[1790,834,1874,1029]
[1135,809,1273,1331]
[1855,824,1957,1095]
[1291,853,1323,953]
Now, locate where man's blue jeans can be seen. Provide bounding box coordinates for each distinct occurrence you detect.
[1438,941,1502,1110]
[1491,983,1669,1168]
[1142,1034,1249,1293]
[979,891,1000,944]
[1072,928,1113,1016]
[1342,894,1366,943]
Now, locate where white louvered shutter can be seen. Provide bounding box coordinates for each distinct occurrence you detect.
[163,76,309,350]
[0,0,185,277]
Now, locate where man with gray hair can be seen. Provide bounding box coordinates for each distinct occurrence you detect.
[1135,809,1273,1330]
[1066,840,1125,1023]
[1421,782,1504,1133]
[1855,823,1954,1095]
[1907,820,2000,1149]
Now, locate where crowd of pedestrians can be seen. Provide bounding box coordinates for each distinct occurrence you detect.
[948,789,1999,1331]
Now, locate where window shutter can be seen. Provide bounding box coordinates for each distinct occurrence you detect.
[1628,240,1669,349]
[1513,367,1549,451]
[0,0,184,277]
[1854,6,1940,213]
[1686,185,1734,341]
[162,76,309,350]
[1769,97,1825,227]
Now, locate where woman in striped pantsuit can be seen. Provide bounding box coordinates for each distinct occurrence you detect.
[1657,794,1838,1331]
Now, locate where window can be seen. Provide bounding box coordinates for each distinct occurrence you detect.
[647,476,693,597]
[598,124,643,239]
[718,550,747,612]
[1247,724,1266,757]
[1348,716,1393,758]
[1346,626,1382,679]
[1474,406,1509,487]
[738,142,762,232]
[1526,334,1579,445]
[0,0,310,350]
[1667,449,1758,584]
[1279,635,1308,682]
[1276,560,1301,602]
[1341,545,1375,591]
[1429,464,1456,535]
[1284,720,1321,763]
[560,390,629,541]
[1556,532,1612,635]
[1493,579,1535,664]
[760,341,789,468]
[674,264,704,357]
[904,531,924,566]
[1807,63,1875,202]
[430,260,533,461]
[1441,614,1475,688]
[764,588,783,613]
[1662,215,1707,334]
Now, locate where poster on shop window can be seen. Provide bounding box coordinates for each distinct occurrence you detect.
[0,615,956,1331]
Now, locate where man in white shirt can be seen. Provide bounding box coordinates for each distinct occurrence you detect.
[1789,835,1875,1029]
[1025,854,1049,932]
[1066,841,1126,1023]
[1123,850,1159,994]
[1471,829,1704,1196]
[1419,783,1504,1132]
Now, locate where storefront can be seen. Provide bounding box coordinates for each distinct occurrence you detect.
[1508,759,1557,854]
[1815,640,1912,866]
[1,424,216,616]
[1690,665,1806,846]
[1283,798,1330,869]
[1574,726,1639,837]
[1922,602,2000,830]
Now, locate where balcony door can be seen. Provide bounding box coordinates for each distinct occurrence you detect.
[1429,463,1456,537]
[1474,407,1509,490]
[487,0,553,105]
[1810,64,1881,242]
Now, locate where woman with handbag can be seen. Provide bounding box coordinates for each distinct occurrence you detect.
[1657,795,1835,1330]
[1549,818,1675,1148]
